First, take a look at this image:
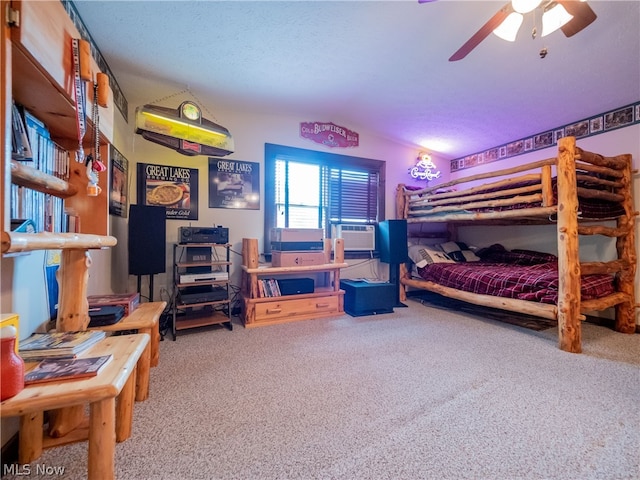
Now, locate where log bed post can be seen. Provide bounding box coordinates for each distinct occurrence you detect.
[396,185,409,302]
[556,136,582,353]
[614,153,637,333]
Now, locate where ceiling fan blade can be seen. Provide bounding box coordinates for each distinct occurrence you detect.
[449,2,514,62]
[557,1,597,37]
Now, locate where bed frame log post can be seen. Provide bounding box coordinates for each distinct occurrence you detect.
[396,184,409,302]
[614,154,637,333]
[396,184,407,220]
[556,137,582,353]
[541,164,553,206]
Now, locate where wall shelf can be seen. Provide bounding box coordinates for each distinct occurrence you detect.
[2,231,116,255]
[10,160,78,198]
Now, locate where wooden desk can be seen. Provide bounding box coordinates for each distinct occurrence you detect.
[1,334,149,480]
[90,301,165,401]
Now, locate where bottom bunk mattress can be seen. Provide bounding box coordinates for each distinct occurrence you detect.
[415,262,615,305]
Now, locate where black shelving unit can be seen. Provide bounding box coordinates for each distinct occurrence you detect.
[172,243,233,339]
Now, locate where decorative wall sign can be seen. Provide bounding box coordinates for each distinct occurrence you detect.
[409,153,441,181]
[300,121,359,148]
[208,159,260,210]
[451,101,640,173]
[109,145,128,217]
[137,162,198,220]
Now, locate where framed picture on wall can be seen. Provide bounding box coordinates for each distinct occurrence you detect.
[137,162,199,220]
[109,146,128,218]
[208,159,260,210]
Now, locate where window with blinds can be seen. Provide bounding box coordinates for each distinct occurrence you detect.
[265,143,385,254]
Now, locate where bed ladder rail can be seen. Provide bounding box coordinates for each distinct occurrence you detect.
[581,259,631,276]
[580,292,633,313]
[577,225,633,237]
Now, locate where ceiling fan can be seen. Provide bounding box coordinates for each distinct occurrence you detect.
[442,0,597,62]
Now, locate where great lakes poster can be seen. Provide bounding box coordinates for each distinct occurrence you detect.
[137,162,199,220]
[208,159,260,210]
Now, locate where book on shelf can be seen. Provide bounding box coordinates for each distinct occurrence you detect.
[9,105,70,233]
[18,330,106,362]
[24,355,112,385]
[258,278,282,297]
[10,219,36,233]
[11,102,32,161]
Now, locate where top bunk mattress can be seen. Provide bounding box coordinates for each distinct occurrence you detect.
[406,173,626,221]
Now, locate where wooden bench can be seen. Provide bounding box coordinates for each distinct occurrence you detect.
[1,334,149,479]
[89,301,165,401]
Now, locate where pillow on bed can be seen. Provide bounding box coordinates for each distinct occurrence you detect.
[476,244,556,265]
[438,241,481,262]
[510,249,557,264]
[408,244,455,268]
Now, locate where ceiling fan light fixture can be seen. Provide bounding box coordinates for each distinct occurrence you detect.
[511,0,541,14]
[541,3,574,37]
[493,12,524,42]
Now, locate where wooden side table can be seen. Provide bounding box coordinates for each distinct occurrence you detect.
[89,301,165,401]
[1,334,149,480]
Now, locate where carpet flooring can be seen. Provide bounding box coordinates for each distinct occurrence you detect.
[407,292,559,331]
[3,300,639,480]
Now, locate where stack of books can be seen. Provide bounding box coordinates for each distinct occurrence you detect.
[18,330,106,362]
[10,103,70,233]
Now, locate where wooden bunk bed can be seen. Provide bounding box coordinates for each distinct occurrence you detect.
[396,136,637,353]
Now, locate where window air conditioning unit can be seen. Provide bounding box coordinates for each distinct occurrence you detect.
[336,224,376,251]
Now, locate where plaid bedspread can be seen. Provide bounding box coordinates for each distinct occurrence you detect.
[416,261,615,305]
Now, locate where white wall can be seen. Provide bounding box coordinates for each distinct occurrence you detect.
[104,101,435,301]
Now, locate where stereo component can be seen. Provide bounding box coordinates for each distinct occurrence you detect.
[179,226,229,244]
[270,228,324,243]
[277,278,315,296]
[271,241,324,251]
[179,272,229,284]
[271,251,327,267]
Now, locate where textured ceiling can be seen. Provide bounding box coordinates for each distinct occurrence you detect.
[72,0,640,160]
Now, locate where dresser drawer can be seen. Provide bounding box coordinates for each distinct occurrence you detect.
[255,295,340,320]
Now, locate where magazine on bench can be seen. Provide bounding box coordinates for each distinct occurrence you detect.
[24,355,113,385]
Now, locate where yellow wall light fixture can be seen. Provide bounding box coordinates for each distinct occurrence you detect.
[135,101,234,157]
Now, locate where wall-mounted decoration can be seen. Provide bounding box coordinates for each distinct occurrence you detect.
[409,153,441,181]
[63,1,129,122]
[208,159,260,210]
[137,162,198,220]
[135,101,234,157]
[451,101,640,173]
[109,145,128,218]
[300,121,359,148]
